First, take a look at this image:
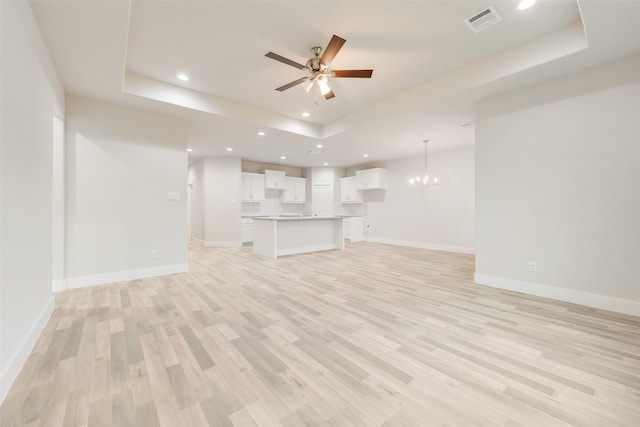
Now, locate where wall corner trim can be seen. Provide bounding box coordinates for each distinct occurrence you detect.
[474,273,640,317]
[0,296,55,405]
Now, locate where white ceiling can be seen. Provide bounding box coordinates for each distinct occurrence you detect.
[30,0,640,168]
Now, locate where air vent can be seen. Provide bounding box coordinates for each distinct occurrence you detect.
[465,6,502,33]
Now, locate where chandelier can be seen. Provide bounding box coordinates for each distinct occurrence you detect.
[409,139,440,186]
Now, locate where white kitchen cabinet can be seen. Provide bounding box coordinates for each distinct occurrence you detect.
[241,172,265,202]
[311,167,334,186]
[264,169,286,190]
[340,176,362,203]
[281,177,306,203]
[344,216,363,242]
[355,168,387,190]
[241,217,254,243]
[311,185,334,217]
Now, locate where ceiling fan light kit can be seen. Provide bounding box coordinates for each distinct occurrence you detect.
[265,34,373,100]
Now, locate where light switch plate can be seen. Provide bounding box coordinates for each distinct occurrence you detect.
[167,192,181,201]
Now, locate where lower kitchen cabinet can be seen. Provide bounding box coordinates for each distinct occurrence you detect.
[343,216,363,242]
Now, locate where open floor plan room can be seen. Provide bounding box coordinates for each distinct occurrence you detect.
[2,243,638,426]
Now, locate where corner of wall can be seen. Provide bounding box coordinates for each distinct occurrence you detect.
[0,296,55,405]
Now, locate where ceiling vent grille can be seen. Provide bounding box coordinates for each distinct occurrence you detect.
[465,6,502,33]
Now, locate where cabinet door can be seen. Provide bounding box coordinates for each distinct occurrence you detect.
[355,168,387,190]
[340,176,362,203]
[264,170,286,189]
[312,185,333,216]
[242,173,265,202]
[343,218,351,239]
[251,174,265,200]
[282,177,306,203]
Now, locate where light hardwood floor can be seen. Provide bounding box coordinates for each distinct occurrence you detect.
[1,242,639,426]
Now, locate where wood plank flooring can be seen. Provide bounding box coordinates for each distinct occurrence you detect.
[2,242,640,426]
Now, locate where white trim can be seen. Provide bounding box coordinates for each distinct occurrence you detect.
[52,279,66,293]
[203,241,242,248]
[277,243,340,257]
[365,237,475,255]
[1,296,54,404]
[474,273,640,317]
[58,263,189,291]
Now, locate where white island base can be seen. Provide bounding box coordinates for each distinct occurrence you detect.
[252,217,344,259]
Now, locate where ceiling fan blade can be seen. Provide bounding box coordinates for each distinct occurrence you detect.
[265,52,306,70]
[275,77,309,92]
[332,69,374,78]
[320,35,346,66]
[323,89,336,100]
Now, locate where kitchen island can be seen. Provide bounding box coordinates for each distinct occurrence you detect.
[252,216,344,259]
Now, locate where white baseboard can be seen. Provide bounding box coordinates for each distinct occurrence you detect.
[51,279,66,293]
[474,273,640,317]
[203,241,242,248]
[277,243,340,257]
[365,237,475,255]
[1,296,54,404]
[56,263,189,292]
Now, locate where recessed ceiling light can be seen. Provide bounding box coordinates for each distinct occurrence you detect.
[226,147,233,152]
[257,131,265,136]
[363,154,369,158]
[302,112,310,117]
[177,74,189,81]
[316,144,323,149]
[187,148,193,152]
[280,156,286,160]
[323,162,328,166]
[518,0,536,10]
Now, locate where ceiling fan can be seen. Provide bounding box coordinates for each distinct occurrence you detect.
[265,34,373,100]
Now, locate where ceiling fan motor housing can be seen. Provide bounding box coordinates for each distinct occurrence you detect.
[306,47,326,72]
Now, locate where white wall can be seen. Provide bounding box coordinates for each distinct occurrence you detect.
[1,0,64,402]
[64,96,188,288]
[361,147,475,253]
[475,56,640,315]
[189,157,242,246]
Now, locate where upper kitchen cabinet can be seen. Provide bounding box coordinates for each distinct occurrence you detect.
[264,169,286,190]
[310,167,335,186]
[355,168,387,190]
[340,176,362,203]
[241,172,265,202]
[281,177,306,203]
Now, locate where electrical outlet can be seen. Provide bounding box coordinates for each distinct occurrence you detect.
[528,261,537,272]
[151,250,159,259]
